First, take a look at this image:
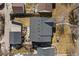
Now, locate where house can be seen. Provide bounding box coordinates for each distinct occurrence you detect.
[30,17,55,49]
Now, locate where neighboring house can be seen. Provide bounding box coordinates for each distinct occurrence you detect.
[10,21,22,49]
[12,3,25,14]
[37,3,52,17]
[37,3,52,13]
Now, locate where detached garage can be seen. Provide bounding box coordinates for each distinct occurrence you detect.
[9,21,22,49]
